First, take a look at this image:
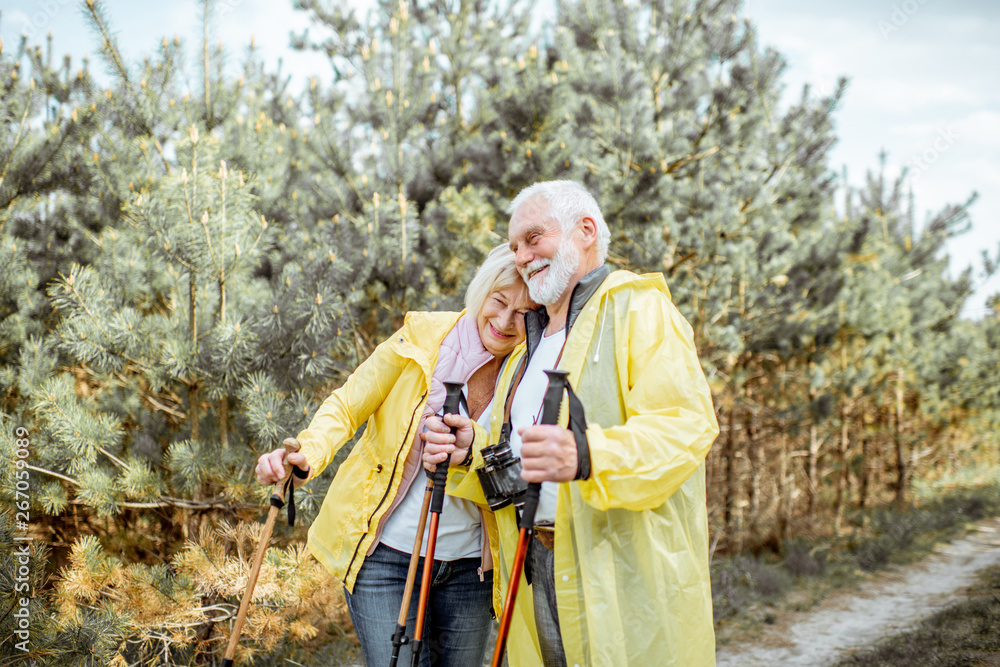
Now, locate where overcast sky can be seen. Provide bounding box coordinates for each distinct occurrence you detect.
[3,0,998,318]
[744,0,1000,319]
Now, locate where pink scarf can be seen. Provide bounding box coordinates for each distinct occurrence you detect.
[366,313,495,556]
[421,312,494,428]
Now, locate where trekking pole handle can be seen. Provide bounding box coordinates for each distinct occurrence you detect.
[274,438,301,502]
[430,382,463,513]
[519,370,568,531]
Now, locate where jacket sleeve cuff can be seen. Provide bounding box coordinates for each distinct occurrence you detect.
[296,431,329,479]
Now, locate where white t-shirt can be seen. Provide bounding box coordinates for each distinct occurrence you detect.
[378,397,493,560]
[508,328,566,524]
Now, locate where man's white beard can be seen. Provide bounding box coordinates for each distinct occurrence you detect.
[522,241,580,306]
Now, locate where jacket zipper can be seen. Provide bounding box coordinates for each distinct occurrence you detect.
[343,392,426,585]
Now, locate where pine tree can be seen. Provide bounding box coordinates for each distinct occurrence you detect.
[2,3,351,663]
[0,30,100,386]
[291,0,535,335]
[3,0,1000,662]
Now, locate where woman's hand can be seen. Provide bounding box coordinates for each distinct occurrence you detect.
[255,445,311,488]
[421,414,475,471]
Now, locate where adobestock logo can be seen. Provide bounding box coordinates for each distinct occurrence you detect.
[20,0,74,41]
[215,0,248,19]
[905,125,960,182]
[878,0,933,39]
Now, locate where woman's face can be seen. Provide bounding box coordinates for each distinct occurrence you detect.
[477,282,534,358]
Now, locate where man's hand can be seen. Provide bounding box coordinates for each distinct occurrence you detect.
[255,445,311,488]
[519,425,577,482]
[421,413,475,471]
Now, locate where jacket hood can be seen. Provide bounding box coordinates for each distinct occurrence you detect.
[392,310,465,379]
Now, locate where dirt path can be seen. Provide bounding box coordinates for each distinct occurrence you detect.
[714,517,1000,667]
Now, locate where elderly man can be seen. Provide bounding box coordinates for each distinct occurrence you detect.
[423,180,719,666]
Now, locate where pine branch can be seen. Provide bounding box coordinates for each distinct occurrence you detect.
[199,210,221,275]
[125,198,197,272]
[86,118,133,197]
[307,130,365,206]
[87,149,121,201]
[236,217,269,271]
[27,465,258,510]
[84,0,131,85]
[57,272,151,373]
[0,652,39,667]
[141,392,186,419]
[37,394,125,470]
[82,495,258,511]
[665,145,721,175]
[138,135,172,176]
[28,464,80,486]
[0,86,35,190]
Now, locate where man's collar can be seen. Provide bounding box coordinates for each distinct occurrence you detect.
[524,265,611,356]
[566,265,612,331]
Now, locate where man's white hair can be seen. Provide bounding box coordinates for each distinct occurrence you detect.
[507,180,610,263]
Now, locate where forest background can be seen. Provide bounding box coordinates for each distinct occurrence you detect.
[1,0,998,664]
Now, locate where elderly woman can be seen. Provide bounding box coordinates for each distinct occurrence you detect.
[255,244,534,666]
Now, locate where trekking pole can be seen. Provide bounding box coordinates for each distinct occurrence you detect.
[491,370,568,667]
[408,382,464,667]
[223,437,306,667]
[388,476,434,666]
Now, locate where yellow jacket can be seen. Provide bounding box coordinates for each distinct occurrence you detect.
[450,270,719,667]
[296,310,465,591]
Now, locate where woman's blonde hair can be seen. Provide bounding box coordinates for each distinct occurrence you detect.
[464,244,524,317]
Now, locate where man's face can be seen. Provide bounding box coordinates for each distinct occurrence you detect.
[508,198,582,306]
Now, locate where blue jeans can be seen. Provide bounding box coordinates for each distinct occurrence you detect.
[345,543,494,667]
[530,536,567,667]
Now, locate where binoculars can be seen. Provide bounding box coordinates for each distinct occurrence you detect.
[476,424,528,510]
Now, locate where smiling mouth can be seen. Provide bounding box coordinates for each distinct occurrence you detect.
[528,266,548,280]
[489,323,514,339]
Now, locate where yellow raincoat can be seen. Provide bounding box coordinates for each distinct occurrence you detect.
[296,310,466,590]
[449,269,719,666]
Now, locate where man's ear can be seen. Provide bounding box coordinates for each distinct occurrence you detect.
[578,215,599,251]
